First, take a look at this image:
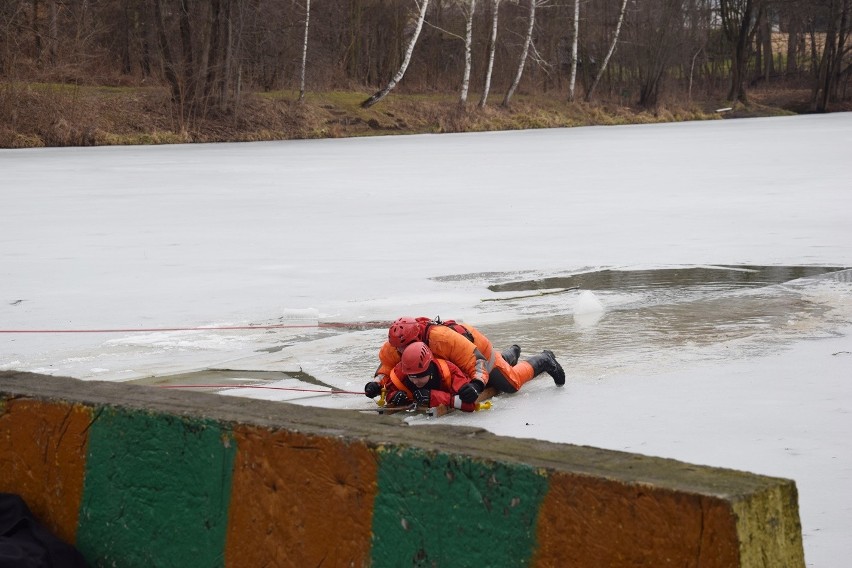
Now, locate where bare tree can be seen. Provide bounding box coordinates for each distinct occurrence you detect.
[202,0,236,113]
[47,0,58,66]
[152,0,239,128]
[503,0,536,106]
[459,0,477,106]
[361,0,431,108]
[0,1,27,76]
[32,0,42,65]
[153,0,183,116]
[756,6,774,82]
[719,0,762,102]
[299,0,311,102]
[627,0,685,108]
[2,0,849,136]
[684,0,712,102]
[567,0,580,102]
[784,6,803,77]
[585,0,629,102]
[478,0,500,107]
[811,0,851,111]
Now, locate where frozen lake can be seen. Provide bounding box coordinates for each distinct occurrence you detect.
[2,113,851,566]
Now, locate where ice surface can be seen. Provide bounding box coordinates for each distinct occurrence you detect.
[2,114,851,566]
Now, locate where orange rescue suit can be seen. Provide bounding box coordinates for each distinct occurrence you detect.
[375,319,536,392]
[376,320,489,385]
[385,357,478,412]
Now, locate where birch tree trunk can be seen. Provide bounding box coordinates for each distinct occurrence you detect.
[567,0,579,102]
[688,48,702,101]
[361,0,430,108]
[584,0,628,102]
[459,0,476,107]
[502,0,536,107]
[478,0,500,108]
[299,0,311,102]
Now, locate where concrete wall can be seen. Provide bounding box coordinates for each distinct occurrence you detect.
[0,371,805,567]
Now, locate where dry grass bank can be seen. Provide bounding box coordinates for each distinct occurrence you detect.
[0,81,821,149]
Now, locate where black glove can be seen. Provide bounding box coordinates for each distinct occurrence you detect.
[412,388,431,406]
[364,381,382,399]
[458,381,481,404]
[389,391,411,406]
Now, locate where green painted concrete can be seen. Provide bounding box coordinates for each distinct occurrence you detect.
[371,447,548,567]
[0,372,807,567]
[76,407,236,568]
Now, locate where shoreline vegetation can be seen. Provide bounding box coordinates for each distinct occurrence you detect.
[2,0,849,149]
[0,82,841,149]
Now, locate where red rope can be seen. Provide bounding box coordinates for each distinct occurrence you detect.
[0,321,391,334]
[156,384,363,395]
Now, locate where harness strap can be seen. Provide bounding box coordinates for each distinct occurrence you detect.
[432,316,475,343]
[390,360,454,401]
[388,369,413,399]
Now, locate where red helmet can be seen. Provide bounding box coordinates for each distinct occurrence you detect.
[388,317,421,350]
[401,342,433,376]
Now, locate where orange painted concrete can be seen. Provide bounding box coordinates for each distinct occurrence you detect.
[0,373,807,567]
[225,425,379,567]
[534,471,739,567]
[0,399,91,545]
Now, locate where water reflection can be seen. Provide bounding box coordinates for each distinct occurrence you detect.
[487,265,847,293]
[477,266,852,380]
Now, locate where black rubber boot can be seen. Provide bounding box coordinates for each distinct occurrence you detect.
[526,350,566,386]
[501,344,521,366]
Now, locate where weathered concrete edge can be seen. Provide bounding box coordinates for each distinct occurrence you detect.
[733,482,805,568]
[0,371,793,497]
[1,371,806,567]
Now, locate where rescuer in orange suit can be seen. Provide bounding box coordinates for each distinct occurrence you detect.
[364,316,565,404]
[384,342,483,412]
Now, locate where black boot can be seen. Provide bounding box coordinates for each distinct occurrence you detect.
[501,344,521,366]
[526,350,566,386]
